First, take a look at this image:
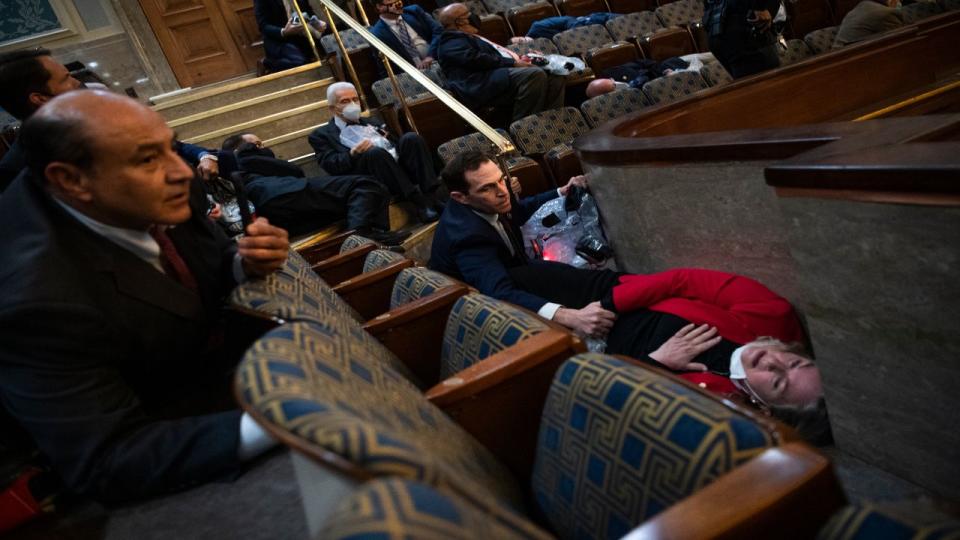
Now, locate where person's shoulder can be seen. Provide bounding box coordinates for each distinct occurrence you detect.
[404,4,428,15]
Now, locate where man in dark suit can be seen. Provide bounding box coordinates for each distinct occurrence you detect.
[370,0,443,78]
[0,48,82,192]
[221,132,409,244]
[307,82,442,222]
[703,0,781,78]
[0,90,289,502]
[429,150,616,337]
[435,3,565,122]
[254,0,328,72]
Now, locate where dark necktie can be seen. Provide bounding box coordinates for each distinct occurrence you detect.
[150,226,199,292]
[396,19,422,63]
[498,213,528,263]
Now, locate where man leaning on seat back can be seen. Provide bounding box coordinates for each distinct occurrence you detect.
[0,90,289,502]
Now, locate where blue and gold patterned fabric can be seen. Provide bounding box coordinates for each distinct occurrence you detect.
[531,353,776,540]
[804,26,839,54]
[238,321,523,509]
[362,249,407,274]
[340,234,377,254]
[509,107,591,155]
[321,478,551,540]
[552,24,615,56]
[699,61,733,86]
[371,64,446,106]
[439,294,551,379]
[641,71,708,105]
[229,250,363,324]
[777,38,813,66]
[901,1,943,23]
[321,29,370,54]
[390,267,458,310]
[580,88,649,127]
[437,129,520,164]
[605,11,663,41]
[818,504,960,540]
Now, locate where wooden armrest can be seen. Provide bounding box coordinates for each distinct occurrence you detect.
[312,243,376,285]
[626,442,846,540]
[363,284,470,386]
[425,330,586,480]
[296,229,357,264]
[332,259,415,320]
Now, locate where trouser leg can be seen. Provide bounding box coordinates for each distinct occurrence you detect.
[542,73,566,111]
[507,67,548,122]
[355,147,418,199]
[508,261,623,309]
[304,175,391,231]
[396,132,440,194]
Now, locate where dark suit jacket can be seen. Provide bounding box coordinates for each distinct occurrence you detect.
[254,0,318,60]
[0,173,243,502]
[0,137,24,193]
[307,117,388,175]
[834,0,904,46]
[236,151,310,204]
[428,190,559,312]
[435,30,516,109]
[370,5,443,78]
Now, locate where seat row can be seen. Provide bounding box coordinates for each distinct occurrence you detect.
[226,238,960,538]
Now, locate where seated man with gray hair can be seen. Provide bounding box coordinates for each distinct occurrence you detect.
[307,81,444,223]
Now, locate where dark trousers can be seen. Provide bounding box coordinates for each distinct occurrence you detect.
[354,133,439,199]
[508,261,623,309]
[255,175,389,237]
[264,38,316,72]
[708,30,779,79]
[505,68,567,122]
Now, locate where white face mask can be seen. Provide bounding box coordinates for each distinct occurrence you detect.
[341,103,362,122]
[729,345,767,405]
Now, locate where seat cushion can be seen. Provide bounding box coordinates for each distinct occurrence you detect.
[580,88,649,127]
[552,24,614,56]
[391,267,458,309]
[363,249,407,273]
[641,71,708,104]
[777,38,813,66]
[532,353,777,540]
[237,321,522,508]
[804,26,839,54]
[340,234,377,253]
[699,61,733,86]
[818,503,960,540]
[440,294,551,379]
[605,11,663,41]
[320,478,550,539]
[509,107,590,155]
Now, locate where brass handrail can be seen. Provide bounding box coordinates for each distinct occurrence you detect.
[304,0,516,156]
[286,0,323,66]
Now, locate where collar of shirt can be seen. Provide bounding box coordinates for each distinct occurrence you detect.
[471,208,514,256]
[334,115,351,132]
[54,197,164,273]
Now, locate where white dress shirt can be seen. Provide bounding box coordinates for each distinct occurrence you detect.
[381,16,430,58]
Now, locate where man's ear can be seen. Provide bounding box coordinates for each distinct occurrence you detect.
[448,190,468,204]
[45,162,93,202]
[27,91,50,111]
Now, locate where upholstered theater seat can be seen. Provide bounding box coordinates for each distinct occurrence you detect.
[777,38,814,66]
[371,64,446,106]
[818,503,960,540]
[580,87,650,127]
[312,234,384,285]
[320,478,551,539]
[641,70,708,104]
[804,26,840,54]
[699,60,734,86]
[509,107,591,184]
[552,24,617,57]
[505,38,596,83]
[389,267,463,310]
[900,1,943,23]
[330,249,415,320]
[605,10,663,42]
[655,0,704,27]
[436,130,552,195]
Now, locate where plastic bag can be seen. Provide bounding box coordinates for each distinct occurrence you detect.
[520,188,613,269]
[203,176,256,237]
[340,124,398,159]
[525,53,586,76]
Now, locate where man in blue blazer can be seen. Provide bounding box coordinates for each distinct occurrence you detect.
[435,3,564,122]
[370,0,443,78]
[429,150,617,338]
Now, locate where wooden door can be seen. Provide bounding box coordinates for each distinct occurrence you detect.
[218,0,264,69]
[138,0,257,87]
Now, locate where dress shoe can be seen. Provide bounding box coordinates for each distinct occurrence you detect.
[362,228,411,247]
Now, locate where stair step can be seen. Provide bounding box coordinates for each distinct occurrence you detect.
[186,103,332,150]
[169,80,332,140]
[153,62,331,121]
[264,126,324,162]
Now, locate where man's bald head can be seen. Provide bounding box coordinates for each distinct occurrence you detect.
[439,3,469,28]
[21,89,194,229]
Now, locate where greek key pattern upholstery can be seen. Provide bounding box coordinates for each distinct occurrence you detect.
[901,1,943,23]
[699,61,733,86]
[605,11,663,41]
[237,321,523,505]
[371,65,446,106]
[321,29,370,54]
[532,353,776,540]
[641,71,707,104]
[484,0,535,14]
[818,504,960,540]
[440,293,551,379]
[509,107,590,154]
[552,24,615,56]
[580,88,649,127]
[341,234,377,253]
[321,478,551,540]
[804,26,839,54]
[229,251,363,324]
[437,129,519,164]
[655,0,703,27]
[391,267,458,309]
[507,37,560,56]
[777,38,813,66]
[363,249,407,274]
[546,142,574,163]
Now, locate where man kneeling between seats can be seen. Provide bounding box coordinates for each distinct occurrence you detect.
[0,90,288,502]
[429,150,824,417]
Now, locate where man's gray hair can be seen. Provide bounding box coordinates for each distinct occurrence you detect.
[326,81,356,104]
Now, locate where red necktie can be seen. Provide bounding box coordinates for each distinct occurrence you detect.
[149,226,199,292]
